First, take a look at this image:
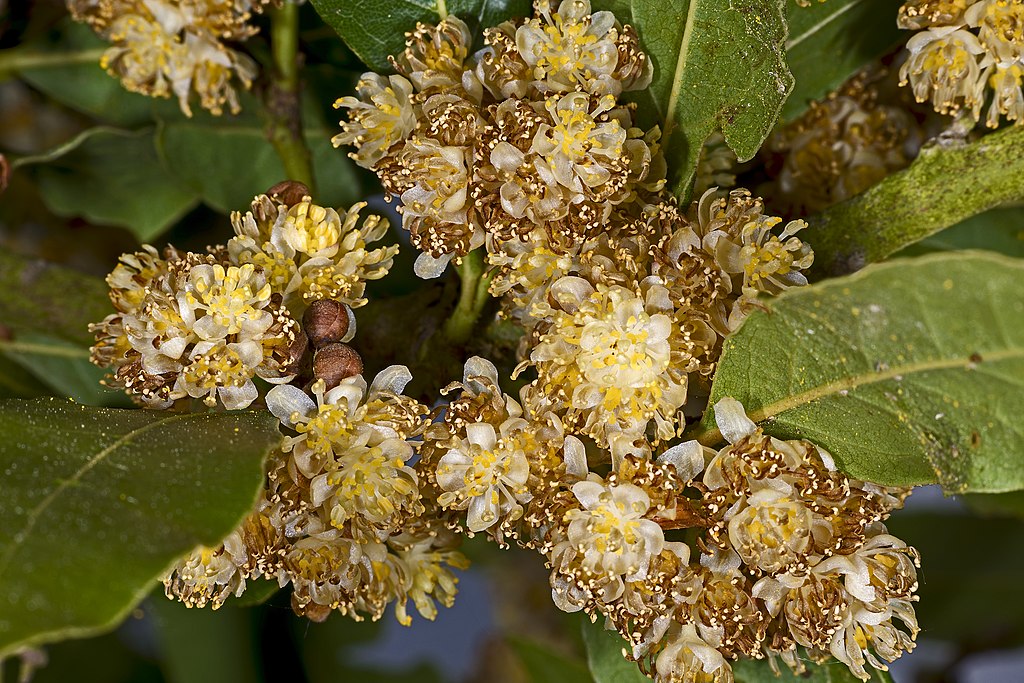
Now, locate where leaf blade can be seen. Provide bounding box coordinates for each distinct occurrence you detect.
[0,399,280,657]
[693,252,1024,492]
[627,0,793,200]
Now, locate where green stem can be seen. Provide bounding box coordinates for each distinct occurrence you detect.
[0,47,105,80]
[806,124,1024,279]
[264,2,316,192]
[442,250,493,345]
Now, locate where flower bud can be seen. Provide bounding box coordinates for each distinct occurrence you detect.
[302,299,355,348]
[265,180,312,207]
[312,343,363,389]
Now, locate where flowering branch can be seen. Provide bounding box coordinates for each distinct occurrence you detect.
[807,124,1024,278]
[263,1,316,191]
[441,250,492,346]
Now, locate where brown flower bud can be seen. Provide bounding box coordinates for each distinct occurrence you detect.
[265,180,312,207]
[302,299,354,348]
[313,343,363,390]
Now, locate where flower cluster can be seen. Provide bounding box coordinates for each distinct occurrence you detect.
[762,72,922,215]
[898,0,1024,126]
[552,399,919,683]
[334,0,663,276]
[165,366,470,625]
[90,189,394,409]
[66,0,271,115]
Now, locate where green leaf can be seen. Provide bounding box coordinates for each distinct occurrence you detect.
[511,636,592,683]
[620,0,793,201]
[961,490,1024,519]
[691,252,1024,492]
[581,619,649,683]
[733,658,892,682]
[0,334,131,408]
[896,205,1024,259]
[155,95,362,213]
[0,354,49,400]
[782,0,902,122]
[149,596,262,683]
[886,512,1024,646]
[0,399,281,657]
[807,125,1024,278]
[0,252,112,347]
[19,127,199,241]
[308,0,532,72]
[228,577,282,608]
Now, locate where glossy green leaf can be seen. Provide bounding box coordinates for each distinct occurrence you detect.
[781,0,902,122]
[961,490,1024,519]
[19,127,199,241]
[690,252,1024,492]
[0,334,131,408]
[0,399,281,657]
[149,597,262,683]
[0,252,111,347]
[511,636,592,683]
[582,619,649,683]
[618,0,792,200]
[155,99,362,213]
[0,355,49,400]
[886,512,1024,645]
[308,0,532,72]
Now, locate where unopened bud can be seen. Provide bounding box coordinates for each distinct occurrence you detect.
[302,299,354,348]
[265,180,312,207]
[313,343,363,390]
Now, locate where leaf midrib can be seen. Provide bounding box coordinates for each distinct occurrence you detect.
[693,347,1024,446]
[785,0,861,50]
[661,0,701,152]
[0,411,195,582]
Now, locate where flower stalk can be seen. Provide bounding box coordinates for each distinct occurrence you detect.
[442,249,492,346]
[0,47,106,80]
[264,1,316,192]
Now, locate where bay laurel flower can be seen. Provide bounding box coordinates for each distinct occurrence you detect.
[703,398,918,680]
[763,74,920,216]
[395,136,480,259]
[332,3,661,273]
[552,475,666,604]
[897,0,1024,126]
[523,277,690,446]
[69,0,265,116]
[163,540,247,609]
[393,17,475,93]
[898,0,971,30]
[334,73,419,168]
[267,369,428,543]
[436,419,533,533]
[387,527,471,625]
[899,26,988,118]
[515,0,652,96]
[532,93,628,197]
[693,132,738,198]
[227,193,397,314]
[693,188,813,324]
[654,623,734,683]
[90,249,300,409]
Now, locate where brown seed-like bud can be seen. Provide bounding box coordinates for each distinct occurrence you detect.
[313,343,363,390]
[302,299,353,348]
[265,180,312,207]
